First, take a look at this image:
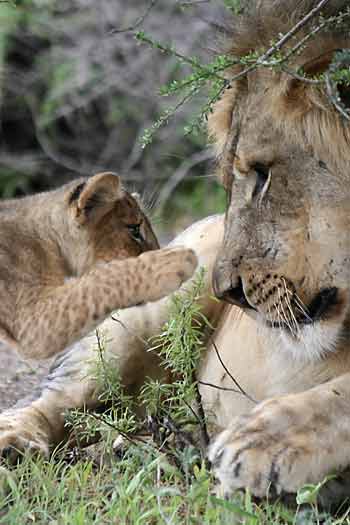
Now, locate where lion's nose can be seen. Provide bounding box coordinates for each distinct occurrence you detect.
[212,263,230,299]
[213,270,252,309]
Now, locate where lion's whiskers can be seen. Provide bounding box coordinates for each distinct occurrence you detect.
[281,281,300,336]
[276,290,295,335]
[293,292,313,324]
[276,290,289,326]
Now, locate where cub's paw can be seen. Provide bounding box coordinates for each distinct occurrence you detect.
[141,247,198,301]
[0,409,50,464]
[208,391,346,498]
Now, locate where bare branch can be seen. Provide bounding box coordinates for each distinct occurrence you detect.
[178,0,211,6]
[192,372,210,449]
[281,66,322,85]
[109,0,158,35]
[158,149,213,210]
[198,380,245,394]
[211,339,257,404]
[111,315,151,349]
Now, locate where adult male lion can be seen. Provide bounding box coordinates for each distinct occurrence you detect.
[0,0,350,500]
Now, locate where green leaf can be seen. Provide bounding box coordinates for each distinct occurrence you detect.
[296,474,337,505]
[210,495,259,522]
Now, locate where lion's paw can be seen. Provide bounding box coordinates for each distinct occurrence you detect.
[208,394,342,498]
[0,409,50,464]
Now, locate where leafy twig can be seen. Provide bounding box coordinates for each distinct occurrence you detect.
[257,0,333,64]
[136,32,229,78]
[280,66,322,85]
[87,412,149,446]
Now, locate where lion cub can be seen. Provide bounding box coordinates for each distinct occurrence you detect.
[0,172,197,359]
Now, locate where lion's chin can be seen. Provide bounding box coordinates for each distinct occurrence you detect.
[277,322,342,363]
[239,311,343,363]
[250,287,349,363]
[228,285,349,362]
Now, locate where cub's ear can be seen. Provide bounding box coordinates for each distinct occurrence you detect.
[70,172,123,225]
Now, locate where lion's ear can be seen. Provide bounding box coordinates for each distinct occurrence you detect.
[337,83,350,112]
[326,50,350,116]
[302,50,335,77]
[286,48,350,115]
[71,172,123,225]
[302,49,350,112]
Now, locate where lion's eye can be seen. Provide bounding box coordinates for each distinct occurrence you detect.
[252,163,270,200]
[127,223,143,242]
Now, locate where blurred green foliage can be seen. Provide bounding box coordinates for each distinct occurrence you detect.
[168,178,226,229]
[1,0,348,227]
[222,0,244,13]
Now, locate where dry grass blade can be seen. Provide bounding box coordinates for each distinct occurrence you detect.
[211,339,257,404]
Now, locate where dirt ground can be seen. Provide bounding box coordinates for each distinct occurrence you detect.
[0,344,50,411]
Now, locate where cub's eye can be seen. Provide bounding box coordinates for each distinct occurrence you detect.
[252,163,271,200]
[127,223,143,242]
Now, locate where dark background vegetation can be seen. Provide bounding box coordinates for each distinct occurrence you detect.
[0,0,230,234]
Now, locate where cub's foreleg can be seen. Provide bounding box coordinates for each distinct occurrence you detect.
[14,247,197,359]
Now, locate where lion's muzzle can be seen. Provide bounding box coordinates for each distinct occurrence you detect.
[212,263,253,310]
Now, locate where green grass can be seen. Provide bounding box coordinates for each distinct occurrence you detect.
[1,265,349,525]
[1,441,349,525]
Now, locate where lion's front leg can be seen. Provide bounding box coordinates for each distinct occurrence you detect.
[209,373,350,498]
[0,337,99,461]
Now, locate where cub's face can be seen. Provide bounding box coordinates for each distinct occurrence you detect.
[90,191,159,262]
[65,172,159,274]
[210,71,350,361]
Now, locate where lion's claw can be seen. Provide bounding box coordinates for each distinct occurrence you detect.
[208,390,350,500]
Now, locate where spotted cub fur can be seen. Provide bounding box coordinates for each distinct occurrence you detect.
[0,172,197,358]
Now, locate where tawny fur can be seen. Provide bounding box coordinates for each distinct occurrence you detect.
[0,0,350,505]
[0,172,197,359]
